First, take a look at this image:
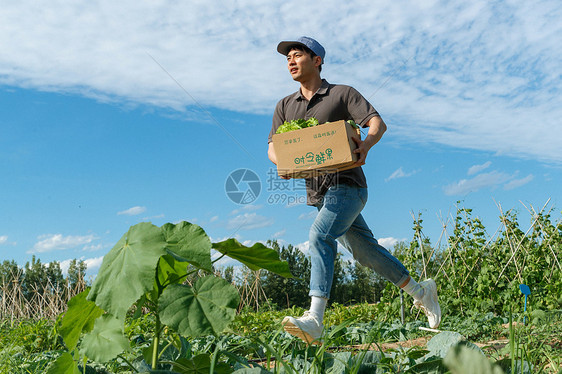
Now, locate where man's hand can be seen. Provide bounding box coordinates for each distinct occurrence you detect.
[352,136,369,166]
[352,116,387,166]
[269,142,292,179]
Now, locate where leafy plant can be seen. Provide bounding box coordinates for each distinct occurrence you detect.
[47,221,292,373]
[275,117,319,134]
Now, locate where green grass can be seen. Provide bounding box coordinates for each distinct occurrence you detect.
[0,318,63,373]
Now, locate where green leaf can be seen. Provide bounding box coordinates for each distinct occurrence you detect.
[80,314,131,362]
[325,352,351,374]
[162,221,213,272]
[172,354,211,373]
[159,276,240,337]
[444,345,504,374]
[157,254,190,288]
[46,352,80,374]
[232,368,271,374]
[275,117,319,134]
[88,222,167,318]
[212,239,293,278]
[406,358,446,373]
[427,332,483,359]
[59,289,103,351]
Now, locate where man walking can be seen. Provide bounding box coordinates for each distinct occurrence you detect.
[267,36,441,344]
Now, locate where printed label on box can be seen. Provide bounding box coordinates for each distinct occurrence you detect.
[293,148,334,166]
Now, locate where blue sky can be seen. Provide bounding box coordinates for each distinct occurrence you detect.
[1,0,561,279]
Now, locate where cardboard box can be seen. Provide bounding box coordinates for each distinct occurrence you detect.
[272,120,361,178]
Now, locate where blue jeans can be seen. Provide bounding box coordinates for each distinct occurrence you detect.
[308,184,410,299]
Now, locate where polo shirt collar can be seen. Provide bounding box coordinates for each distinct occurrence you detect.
[296,79,330,101]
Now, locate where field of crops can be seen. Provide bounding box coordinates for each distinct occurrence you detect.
[0,205,561,373]
[1,304,561,373]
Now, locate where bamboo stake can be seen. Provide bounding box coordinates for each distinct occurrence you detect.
[525,200,562,272]
[495,203,524,285]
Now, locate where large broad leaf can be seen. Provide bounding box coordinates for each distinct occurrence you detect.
[46,352,80,374]
[427,332,483,359]
[212,239,293,278]
[326,352,351,374]
[162,222,212,272]
[88,222,167,318]
[159,275,239,337]
[80,314,131,363]
[444,345,504,374]
[59,289,104,351]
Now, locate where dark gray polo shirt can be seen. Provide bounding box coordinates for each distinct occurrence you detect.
[268,79,380,205]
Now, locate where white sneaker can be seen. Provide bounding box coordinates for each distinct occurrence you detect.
[414,279,441,329]
[282,311,323,344]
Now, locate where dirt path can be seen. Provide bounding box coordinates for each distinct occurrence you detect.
[352,336,512,352]
[350,336,431,351]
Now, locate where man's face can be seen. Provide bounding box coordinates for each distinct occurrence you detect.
[286,48,321,82]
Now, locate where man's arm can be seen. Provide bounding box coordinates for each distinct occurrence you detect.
[268,141,292,179]
[352,116,387,166]
[268,142,277,165]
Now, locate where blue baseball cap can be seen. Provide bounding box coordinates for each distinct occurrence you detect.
[277,36,326,63]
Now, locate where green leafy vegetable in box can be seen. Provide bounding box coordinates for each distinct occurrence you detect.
[275,118,359,134]
[276,117,319,134]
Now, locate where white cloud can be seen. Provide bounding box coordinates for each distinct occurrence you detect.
[385,167,418,182]
[445,167,536,195]
[378,237,404,249]
[295,241,310,257]
[212,247,267,270]
[84,256,104,274]
[272,229,286,238]
[209,215,219,222]
[226,213,274,230]
[1,1,561,163]
[213,255,244,269]
[298,211,318,220]
[143,213,165,220]
[0,236,16,246]
[82,243,105,252]
[467,161,492,176]
[444,170,512,196]
[60,259,72,275]
[28,234,97,254]
[230,204,263,215]
[504,174,534,190]
[60,256,104,279]
[117,206,146,216]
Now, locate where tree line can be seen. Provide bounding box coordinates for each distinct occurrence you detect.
[0,256,87,319]
[4,202,559,320]
[1,256,87,297]
[223,239,389,310]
